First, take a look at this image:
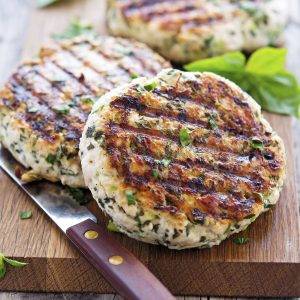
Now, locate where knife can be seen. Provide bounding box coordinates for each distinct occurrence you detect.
[0,146,175,300]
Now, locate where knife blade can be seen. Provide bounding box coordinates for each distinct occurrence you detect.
[0,146,175,300]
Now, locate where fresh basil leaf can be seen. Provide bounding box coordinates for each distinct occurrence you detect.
[37,0,60,7]
[3,257,27,268]
[52,19,94,40]
[19,211,32,220]
[0,255,5,279]
[185,51,246,73]
[246,47,287,75]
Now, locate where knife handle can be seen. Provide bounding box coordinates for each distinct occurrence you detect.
[66,219,175,300]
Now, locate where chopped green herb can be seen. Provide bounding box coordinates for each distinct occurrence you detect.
[27,106,38,113]
[179,128,191,147]
[52,18,94,40]
[233,237,249,245]
[19,211,32,220]
[37,0,60,7]
[0,253,27,279]
[208,115,218,129]
[125,190,136,205]
[264,203,273,209]
[110,185,118,192]
[144,80,157,92]
[130,73,139,79]
[80,97,95,105]
[152,169,159,179]
[107,220,120,232]
[53,104,70,115]
[67,187,89,205]
[251,138,264,150]
[161,158,171,167]
[45,153,57,164]
[185,48,300,118]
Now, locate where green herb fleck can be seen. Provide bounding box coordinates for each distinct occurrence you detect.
[130,73,139,79]
[53,104,70,115]
[233,237,249,245]
[37,0,60,7]
[144,80,157,92]
[152,169,159,179]
[0,253,27,279]
[45,153,57,164]
[208,115,218,130]
[67,187,89,205]
[27,106,38,113]
[52,18,94,40]
[179,128,191,147]
[251,138,264,150]
[107,220,120,232]
[80,97,96,105]
[19,211,32,220]
[125,190,136,205]
[161,158,171,167]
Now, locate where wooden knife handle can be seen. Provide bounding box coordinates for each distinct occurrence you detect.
[66,219,175,300]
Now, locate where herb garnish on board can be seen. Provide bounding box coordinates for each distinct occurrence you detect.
[0,253,27,279]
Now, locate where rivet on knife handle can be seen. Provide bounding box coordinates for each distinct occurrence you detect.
[66,219,175,300]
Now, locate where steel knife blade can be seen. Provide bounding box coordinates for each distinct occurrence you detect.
[0,146,175,300]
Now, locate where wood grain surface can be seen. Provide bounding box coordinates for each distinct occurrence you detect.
[0,0,299,299]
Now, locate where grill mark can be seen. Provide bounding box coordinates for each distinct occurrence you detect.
[107,146,257,220]
[110,96,255,150]
[62,47,116,90]
[105,122,270,185]
[153,88,259,137]
[105,125,266,187]
[50,60,94,93]
[9,74,83,142]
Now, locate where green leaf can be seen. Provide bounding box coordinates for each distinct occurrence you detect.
[19,211,32,220]
[130,73,139,80]
[52,19,94,40]
[0,255,6,279]
[185,51,246,73]
[107,220,120,232]
[250,138,264,150]
[179,128,191,147]
[125,190,136,205]
[233,237,249,245]
[246,47,287,75]
[3,257,27,268]
[37,0,60,8]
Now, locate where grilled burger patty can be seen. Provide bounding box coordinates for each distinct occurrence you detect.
[107,0,287,63]
[80,69,286,249]
[0,36,170,187]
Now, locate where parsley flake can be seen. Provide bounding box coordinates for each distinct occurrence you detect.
[233,237,249,245]
[144,80,157,92]
[251,138,264,150]
[179,128,191,146]
[125,190,136,205]
[107,220,120,232]
[19,211,32,220]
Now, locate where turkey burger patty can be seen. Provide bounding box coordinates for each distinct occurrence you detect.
[80,69,286,249]
[0,35,170,187]
[107,0,287,63]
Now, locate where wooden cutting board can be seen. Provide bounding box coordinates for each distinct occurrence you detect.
[0,0,299,297]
